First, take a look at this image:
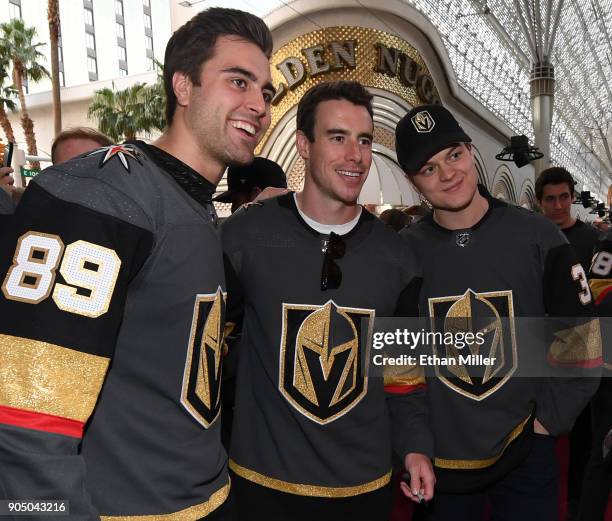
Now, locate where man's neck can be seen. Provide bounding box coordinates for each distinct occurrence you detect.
[296,184,360,225]
[152,123,225,186]
[559,217,577,230]
[433,191,490,230]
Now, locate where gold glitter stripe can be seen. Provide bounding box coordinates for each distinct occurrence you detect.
[384,375,425,387]
[384,360,425,387]
[589,278,612,301]
[548,318,602,365]
[434,415,530,470]
[101,482,230,521]
[0,334,109,422]
[229,459,391,497]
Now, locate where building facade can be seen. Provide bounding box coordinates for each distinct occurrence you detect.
[0,0,171,161]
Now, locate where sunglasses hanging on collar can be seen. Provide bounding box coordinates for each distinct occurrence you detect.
[320,232,346,291]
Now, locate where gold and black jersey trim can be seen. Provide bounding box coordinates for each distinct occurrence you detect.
[0,333,109,422]
[434,415,531,470]
[100,481,230,521]
[229,459,391,497]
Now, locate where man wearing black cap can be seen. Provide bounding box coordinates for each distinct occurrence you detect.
[213,156,288,213]
[397,104,600,520]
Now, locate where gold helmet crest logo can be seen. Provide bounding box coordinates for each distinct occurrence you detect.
[195,291,223,410]
[279,301,374,424]
[181,287,226,428]
[411,110,435,133]
[428,289,517,401]
[294,302,359,408]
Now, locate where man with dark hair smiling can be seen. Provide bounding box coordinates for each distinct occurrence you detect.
[397,104,600,520]
[0,8,274,520]
[221,81,434,521]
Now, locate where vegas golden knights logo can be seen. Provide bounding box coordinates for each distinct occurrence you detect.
[279,301,374,424]
[411,110,435,133]
[428,289,517,400]
[181,288,226,428]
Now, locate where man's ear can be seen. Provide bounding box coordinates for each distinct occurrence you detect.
[295,130,310,160]
[172,71,192,108]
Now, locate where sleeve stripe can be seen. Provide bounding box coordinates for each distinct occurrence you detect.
[0,333,109,422]
[547,318,602,368]
[0,404,84,438]
[384,383,426,395]
[546,352,602,369]
[592,280,612,305]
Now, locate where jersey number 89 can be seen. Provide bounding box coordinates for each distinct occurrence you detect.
[2,231,121,318]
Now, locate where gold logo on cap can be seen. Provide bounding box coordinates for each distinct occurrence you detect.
[411,110,435,133]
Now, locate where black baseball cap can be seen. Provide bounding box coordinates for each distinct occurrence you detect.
[395,104,472,173]
[213,157,287,203]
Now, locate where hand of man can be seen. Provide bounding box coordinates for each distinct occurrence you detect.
[0,166,14,194]
[252,186,289,203]
[400,452,435,503]
[534,418,550,435]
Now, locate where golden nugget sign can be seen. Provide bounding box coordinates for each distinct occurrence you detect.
[258,26,440,150]
[272,40,437,106]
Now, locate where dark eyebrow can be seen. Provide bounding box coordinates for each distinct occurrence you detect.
[326,129,373,141]
[221,66,276,96]
[326,128,350,135]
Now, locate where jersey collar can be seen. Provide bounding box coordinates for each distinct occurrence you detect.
[131,140,216,209]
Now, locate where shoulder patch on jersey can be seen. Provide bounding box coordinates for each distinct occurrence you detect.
[87,144,143,173]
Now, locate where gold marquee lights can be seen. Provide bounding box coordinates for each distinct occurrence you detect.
[257,26,440,152]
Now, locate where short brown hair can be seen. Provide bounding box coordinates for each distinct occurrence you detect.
[163,8,272,125]
[535,166,576,201]
[297,81,373,142]
[51,127,113,163]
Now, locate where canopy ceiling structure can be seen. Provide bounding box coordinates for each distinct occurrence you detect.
[195,0,612,199]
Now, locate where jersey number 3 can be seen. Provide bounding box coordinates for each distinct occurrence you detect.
[571,264,592,306]
[2,231,121,318]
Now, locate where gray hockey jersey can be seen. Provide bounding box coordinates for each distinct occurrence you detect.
[401,188,600,491]
[0,142,230,519]
[221,193,432,497]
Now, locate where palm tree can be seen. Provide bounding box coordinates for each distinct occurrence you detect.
[144,59,166,132]
[88,82,159,141]
[0,18,50,161]
[48,0,62,136]
[0,59,17,143]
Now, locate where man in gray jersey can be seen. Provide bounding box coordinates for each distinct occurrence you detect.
[0,8,274,520]
[397,104,599,521]
[222,81,434,521]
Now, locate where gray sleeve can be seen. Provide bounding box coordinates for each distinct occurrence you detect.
[0,426,100,520]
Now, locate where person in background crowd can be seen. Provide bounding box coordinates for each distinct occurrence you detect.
[213,156,288,213]
[379,207,411,232]
[0,8,274,520]
[593,219,611,233]
[51,126,114,165]
[582,234,612,521]
[222,81,434,521]
[536,166,600,271]
[0,166,13,214]
[398,104,600,521]
[535,166,601,520]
